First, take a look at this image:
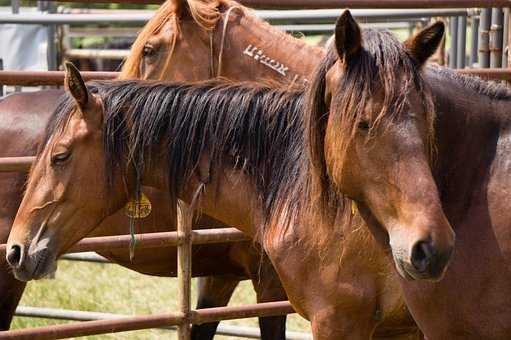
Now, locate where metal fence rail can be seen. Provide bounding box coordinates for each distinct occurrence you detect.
[61,252,109,262]
[1,68,511,89]
[0,228,250,256]
[1,302,295,339]
[2,0,511,338]
[0,9,474,25]
[51,0,511,9]
[14,306,312,340]
[0,71,116,86]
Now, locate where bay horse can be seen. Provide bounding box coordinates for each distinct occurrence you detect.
[0,0,324,336]
[310,11,511,339]
[6,14,451,338]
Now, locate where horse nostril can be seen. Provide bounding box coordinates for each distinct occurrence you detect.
[411,240,434,273]
[6,244,23,269]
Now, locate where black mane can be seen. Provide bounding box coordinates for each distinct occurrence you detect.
[43,80,305,238]
[427,63,511,100]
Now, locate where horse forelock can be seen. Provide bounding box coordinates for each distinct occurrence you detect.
[334,30,435,165]
[302,29,437,248]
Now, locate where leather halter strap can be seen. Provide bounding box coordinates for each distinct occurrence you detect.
[209,6,242,78]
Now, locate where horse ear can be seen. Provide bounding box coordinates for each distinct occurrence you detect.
[64,62,103,127]
[404,21,445,65]
[64,61,89,110]
[334,10,362,62]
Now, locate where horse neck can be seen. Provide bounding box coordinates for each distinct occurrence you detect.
[215,8,325,84]
[131,83,305,238]
[138,150,261,236]
[427,70,507,216]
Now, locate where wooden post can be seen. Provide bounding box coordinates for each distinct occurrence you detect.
[177,201,192,340]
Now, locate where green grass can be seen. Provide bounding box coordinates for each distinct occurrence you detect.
[12,261,311,339]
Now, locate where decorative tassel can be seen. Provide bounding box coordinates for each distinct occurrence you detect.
[351,201,358,216]
[125,192,152,261]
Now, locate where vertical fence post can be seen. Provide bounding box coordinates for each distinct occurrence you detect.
[503,8,509,68]
[11,0,19,14]
[490,8,504,68]
[39,1,57,71]
[479,8,492,68]
[457,16,467,68]
[0,59,3,97]
[507,7,511,86]
[177,201,192,340]
[470,14,480,67]
[449,16,459,68]
[11,0,22,93]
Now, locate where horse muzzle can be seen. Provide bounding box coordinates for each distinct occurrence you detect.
[6,240,57,281]
[394,238,454,281]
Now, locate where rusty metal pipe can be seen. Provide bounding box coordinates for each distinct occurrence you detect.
[52,0,511,9]
[0,156,35,172]
[449,16,459,68]
[479,8,492,67]
[490,8,504,68]
[0,312,185,339]
[192,301,295,324]
[2,66,511,90]
[503,8,509,67]
[457,16,467,68]
[458,67,511,80]
[177,203,193,339]
[0,228,250,256]
[470,16,480,67]
[0,302,294,339]
[0,71,117,86]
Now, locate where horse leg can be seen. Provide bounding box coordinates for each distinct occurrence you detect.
[0,266,25,330]
[0,212,26,330]
[251,255,287,340]
[190,275,239,340]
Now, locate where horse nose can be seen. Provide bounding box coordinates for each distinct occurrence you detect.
[410,239,453,277]
[6,243,25,269]
[411,240,433,273]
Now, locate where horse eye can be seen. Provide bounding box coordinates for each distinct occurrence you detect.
[142,44,155,57]
[358,121,370,131]
[51,151,71,165]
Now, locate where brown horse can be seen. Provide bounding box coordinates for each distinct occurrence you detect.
[6,14,450,338]
[0,90,62,330]
[307,12,511,339]
[0,86,287,340]
[0,0,324,336]
[305,14,454,282]
[119,0,322,83]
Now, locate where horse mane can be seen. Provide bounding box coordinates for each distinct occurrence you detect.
[426,63,511,100]
[304,29,436,238]
[42,79,305,243]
